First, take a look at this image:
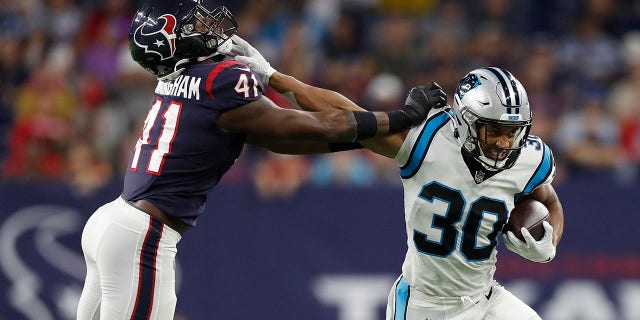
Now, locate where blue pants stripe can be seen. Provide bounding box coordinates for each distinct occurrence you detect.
[130,217,163,320]
[394,277,410,320]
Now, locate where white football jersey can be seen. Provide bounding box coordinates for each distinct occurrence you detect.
[394,109,555,298]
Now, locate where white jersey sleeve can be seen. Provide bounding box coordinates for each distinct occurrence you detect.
[513,135,556,201]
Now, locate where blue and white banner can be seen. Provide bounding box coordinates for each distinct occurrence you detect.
[0,173,638,320]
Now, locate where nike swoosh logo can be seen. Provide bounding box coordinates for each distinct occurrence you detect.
[233,66,251,72]
[485,287,494,300]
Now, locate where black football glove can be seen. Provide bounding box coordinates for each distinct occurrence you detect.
[401,82,447,125]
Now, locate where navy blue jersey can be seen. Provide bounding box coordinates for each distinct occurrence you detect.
[122,60,264,226]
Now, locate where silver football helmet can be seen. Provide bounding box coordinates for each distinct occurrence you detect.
[451,67,532,171]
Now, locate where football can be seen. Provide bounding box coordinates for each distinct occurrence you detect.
[503,198,550,242]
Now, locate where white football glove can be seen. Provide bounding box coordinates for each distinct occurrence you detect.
[225,35,276,85]
[503,221,556,263]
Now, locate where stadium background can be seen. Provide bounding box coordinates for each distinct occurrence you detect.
[1,0,640,319]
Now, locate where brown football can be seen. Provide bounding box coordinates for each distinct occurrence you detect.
[503,198,550,241]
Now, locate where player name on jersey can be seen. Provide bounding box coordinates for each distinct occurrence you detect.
[154,75,202,100]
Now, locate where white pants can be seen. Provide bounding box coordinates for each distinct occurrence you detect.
[77,197,182,320]
[386,276,541,320]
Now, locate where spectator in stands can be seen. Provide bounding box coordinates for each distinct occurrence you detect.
[520,38,563,142]
[75,0,132,85]
[66,139,113,196]
[254,152,310,199]
[1,0,639,189]
[310,150,375,187]
[4,63,75,179]
[0,35,29,165]
[608,32,640,168]
[553,86,622,176]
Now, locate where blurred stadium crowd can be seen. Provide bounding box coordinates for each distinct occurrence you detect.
[2,0,640,199]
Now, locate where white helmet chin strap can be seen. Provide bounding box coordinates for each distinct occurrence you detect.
[215,38,233,55]
[158,47,221,82]
[159,69,184,81]
[158,57,191,81]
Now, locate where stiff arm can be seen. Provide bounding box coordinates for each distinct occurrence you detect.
[266,72,406,158]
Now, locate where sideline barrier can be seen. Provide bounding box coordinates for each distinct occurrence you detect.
[0,174,638,320]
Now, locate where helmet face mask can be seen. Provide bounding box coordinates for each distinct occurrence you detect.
[453,67,532,171]
[470,117,530,169]
[189,5,237,50]
[129,0,238,80]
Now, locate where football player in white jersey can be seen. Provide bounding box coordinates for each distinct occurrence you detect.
[230,36,564,320]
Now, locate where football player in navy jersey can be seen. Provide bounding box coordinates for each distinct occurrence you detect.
[232,37,565,319]
[76,1,447,319]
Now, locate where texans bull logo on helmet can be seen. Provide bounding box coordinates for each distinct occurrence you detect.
[133,14,178,60]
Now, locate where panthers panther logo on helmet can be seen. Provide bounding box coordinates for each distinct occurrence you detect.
[456,73,481,99]
[133,14,177,60]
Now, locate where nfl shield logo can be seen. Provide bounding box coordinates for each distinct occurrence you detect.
[474,170,485,183]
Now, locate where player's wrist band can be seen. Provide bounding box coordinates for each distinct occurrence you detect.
[352,111,378,140]
[386,111,412,133]
[352,110,414,140]
[328,142,363,152]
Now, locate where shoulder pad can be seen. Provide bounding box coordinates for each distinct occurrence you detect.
[517,135,556,195]
[177,61,265,111]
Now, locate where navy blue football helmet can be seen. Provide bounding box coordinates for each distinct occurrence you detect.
[129,0,238,80]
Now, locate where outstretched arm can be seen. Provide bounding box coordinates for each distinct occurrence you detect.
[245,134,363,155]
[268,72,361,112]
[267,74,447,157]
[267,72,406,157]
[226,35,447,157]
[217,92,435,145]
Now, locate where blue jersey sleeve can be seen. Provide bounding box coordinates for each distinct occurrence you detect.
[202,60,265,111]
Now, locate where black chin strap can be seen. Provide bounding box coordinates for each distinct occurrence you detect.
[461,148,502,184]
